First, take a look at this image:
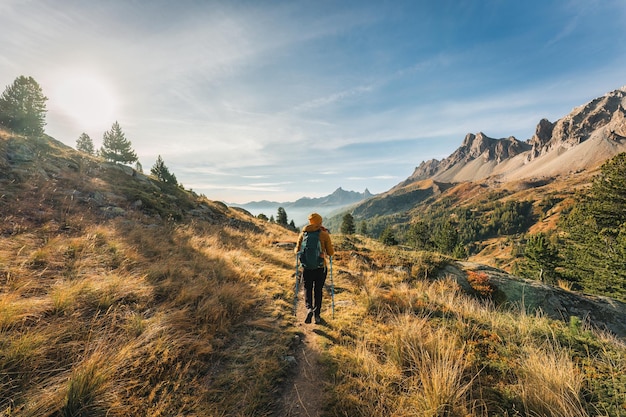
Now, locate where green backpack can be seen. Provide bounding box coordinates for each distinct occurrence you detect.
[298,230,324,270]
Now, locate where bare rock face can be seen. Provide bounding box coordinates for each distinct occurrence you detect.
[528,87,626,161]
[443,132,530,167]
[447,262,626,339]
[527,118,555,159]
[407,133,531,182]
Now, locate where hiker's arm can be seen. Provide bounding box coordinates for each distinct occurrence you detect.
[323,232,334,257]
[294,233,303,254]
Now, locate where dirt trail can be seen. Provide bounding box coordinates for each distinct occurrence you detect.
[274,282,335,417]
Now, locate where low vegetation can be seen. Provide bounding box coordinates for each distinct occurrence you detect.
[0,210,300,415]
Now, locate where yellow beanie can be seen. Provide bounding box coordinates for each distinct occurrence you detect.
[308,213,323,225]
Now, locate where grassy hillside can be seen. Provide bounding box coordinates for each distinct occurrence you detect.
[324,236,626,417]
[0,132,300,415]
[1,133,625,416]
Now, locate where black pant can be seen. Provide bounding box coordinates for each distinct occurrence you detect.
[303,267,327,315]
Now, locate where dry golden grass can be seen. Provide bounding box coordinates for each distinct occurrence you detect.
[0,195,299,416]
[519,344,588,417]
[322,236,626,417]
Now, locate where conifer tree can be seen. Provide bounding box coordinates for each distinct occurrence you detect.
[76,132,95,154]
[560,152,626,300]
[407,220,431,250]
[380,226,398,246]
[99,121,138,164]
[432,219,459,254]
[151,155,178,185]
[359,221,368,236]
[341,213,356,235]
[519,233,559,283]
[277,207,288,226]
[0,75,47,136]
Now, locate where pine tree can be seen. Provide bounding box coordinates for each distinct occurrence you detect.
[151,155,178,185]
[380,226,398,246]
[359,221,368,236]
[277,207,288,225]
[407,220,431,250]
[341,213,356,235]
[560,152,626,300]
[0,75,47,136]
[76,132,95,154]
[99,121,138,164]
[432,219,459,255]
[519,233,559,283]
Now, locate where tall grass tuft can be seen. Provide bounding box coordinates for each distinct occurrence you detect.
[390,314,472,417]
[519,344,588,417]
[61,353,112,417]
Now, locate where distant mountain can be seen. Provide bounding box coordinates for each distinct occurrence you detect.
[230,187,374,225]
[290,187,374,208]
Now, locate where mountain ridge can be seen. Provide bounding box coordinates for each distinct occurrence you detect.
[231,186,373,208]
[403,86,626,185]
[230,187,374,225]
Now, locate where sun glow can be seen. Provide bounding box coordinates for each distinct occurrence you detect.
[51,72,118,130]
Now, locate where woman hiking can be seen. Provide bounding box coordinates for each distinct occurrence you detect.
[295,213,334,324]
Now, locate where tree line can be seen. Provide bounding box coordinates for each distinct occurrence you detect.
[0,75,178,187]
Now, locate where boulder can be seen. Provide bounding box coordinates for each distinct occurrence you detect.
[447,262,626,338]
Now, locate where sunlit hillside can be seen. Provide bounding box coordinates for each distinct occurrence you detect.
[0,132,300,415]
[1,132,625,416]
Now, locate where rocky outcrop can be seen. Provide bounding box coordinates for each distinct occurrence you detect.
[404,158,441,182]
[527,118,555,159]
[448,262,626,338]
[529,87,626,160]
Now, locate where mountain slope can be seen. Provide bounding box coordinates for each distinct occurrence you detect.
[0,130,301,415]
[329,86,626,278]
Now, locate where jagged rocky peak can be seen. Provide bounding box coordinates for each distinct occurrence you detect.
[402,85,626,185]
[460,132,490,158]
[528,118,555,150]
[527,87,626,159]
[406,158,441,182]
[457,132,529,163]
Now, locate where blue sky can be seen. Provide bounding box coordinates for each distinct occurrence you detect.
[1,0,625,203]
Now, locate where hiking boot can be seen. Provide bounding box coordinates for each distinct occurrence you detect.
[314,315,321,324]
[305,309,314,324]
